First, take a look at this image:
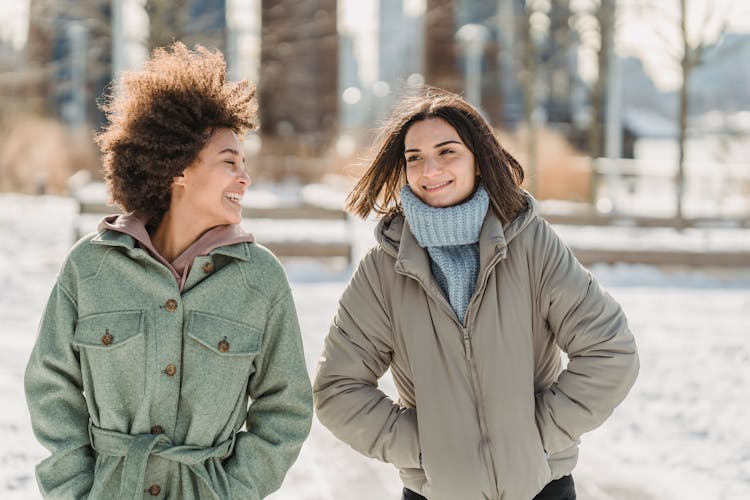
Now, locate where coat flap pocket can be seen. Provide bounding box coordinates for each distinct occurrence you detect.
[186,311,262,356]
[74,310,145,349]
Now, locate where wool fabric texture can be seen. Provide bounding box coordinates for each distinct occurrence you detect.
[400,184,489,322]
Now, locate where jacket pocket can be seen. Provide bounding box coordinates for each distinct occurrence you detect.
[182,311,263,417]
[74,310,146,409]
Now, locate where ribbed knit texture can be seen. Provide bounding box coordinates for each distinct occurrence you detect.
[400,184,489,322]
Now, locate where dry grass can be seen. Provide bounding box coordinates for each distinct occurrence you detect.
[0,116,100,194]
[501,126,593,202]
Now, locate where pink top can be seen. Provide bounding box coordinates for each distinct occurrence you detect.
[99,214,255,291]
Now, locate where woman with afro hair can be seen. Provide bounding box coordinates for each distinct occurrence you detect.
[24,42,312,499]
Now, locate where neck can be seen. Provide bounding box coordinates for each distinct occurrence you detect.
[150,208,208,262]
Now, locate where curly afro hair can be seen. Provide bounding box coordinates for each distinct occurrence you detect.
[96,42,257,226]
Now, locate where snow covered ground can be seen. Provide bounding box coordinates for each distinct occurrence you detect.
[1,193,749,499]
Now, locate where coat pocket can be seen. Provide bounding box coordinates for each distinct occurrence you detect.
[73,310,146,409]
[181,311,263,417]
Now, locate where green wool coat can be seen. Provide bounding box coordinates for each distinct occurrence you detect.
[25,229,313,499]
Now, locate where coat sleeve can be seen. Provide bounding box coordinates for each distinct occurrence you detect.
[24,280,95,499]
[223,287,313,500]
[313,249,421,469]
[532,220,639,455]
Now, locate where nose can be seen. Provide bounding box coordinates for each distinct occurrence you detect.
[422,156,442,176]
[236,168,251,186]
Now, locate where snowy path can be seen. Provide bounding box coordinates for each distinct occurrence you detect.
[1,194,748,499]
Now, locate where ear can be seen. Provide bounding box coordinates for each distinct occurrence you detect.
[172,172,187,187]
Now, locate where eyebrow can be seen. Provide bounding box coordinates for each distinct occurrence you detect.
[219,148,241,155]
[404,140,462,153]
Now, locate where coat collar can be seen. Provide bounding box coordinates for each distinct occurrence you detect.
[91,228,253,262]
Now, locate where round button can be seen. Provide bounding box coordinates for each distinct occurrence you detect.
[217,338,230,353]
[164,299,178,312]
[150,425,164,434]
[101,331,114,346]
[164,364,177,377]
[202,262,215,273]
[148,484,161,496]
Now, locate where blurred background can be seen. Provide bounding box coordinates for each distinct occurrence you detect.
[1,1,750,499]
[0,0,749,216]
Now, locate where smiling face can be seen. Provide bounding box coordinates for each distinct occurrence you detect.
[403,117,478,208]
[172,127,249,228]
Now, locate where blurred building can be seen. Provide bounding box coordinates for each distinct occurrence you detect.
[454,0,503,125]
[227,0,261,82]
[690,33,750,118]
[259,0,338,158]
[0,35,22,107]
[25,0,114,127]
[23,0,227,129]
[147,0,227,53]
[424,0,586,128]
[338,30,366,131]
[377,0,424,99]
[422,0,527,127]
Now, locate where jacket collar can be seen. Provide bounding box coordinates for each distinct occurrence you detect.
[91,220,254,262]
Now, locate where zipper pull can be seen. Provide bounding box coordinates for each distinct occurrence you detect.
[462,328,472,360]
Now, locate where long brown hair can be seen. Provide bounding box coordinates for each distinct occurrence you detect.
[346,87,526,225]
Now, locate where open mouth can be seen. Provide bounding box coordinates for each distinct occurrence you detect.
[423,180,452,192]
[224,192,243,205]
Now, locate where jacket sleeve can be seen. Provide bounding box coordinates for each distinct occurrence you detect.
[532,220,639,455]
[223,287,313,500]
[24,280,95,499]
[313,249,421,469]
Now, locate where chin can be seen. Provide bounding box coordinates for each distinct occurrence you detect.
[424,197,457,208]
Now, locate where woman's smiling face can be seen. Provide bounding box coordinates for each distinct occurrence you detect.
[174,128,249,228]
[403,117,478,208]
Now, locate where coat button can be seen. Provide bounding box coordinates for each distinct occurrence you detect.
[150,425,164,434]
[101,330,114,346]
[164,299,178,312]
[217,337,230,353]
[202,262,215,273]
[164,364,177,377]
[148,484,161,495]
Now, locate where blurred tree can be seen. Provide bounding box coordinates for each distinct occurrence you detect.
[424,0,460,93]
[259,0,338,170]
[637,0,743,220]
[587,0,615,160]
[23,0,56,115]
[541,0,576,125]
[518,1,538,193]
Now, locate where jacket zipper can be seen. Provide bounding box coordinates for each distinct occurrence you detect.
[464,253,506,499]
[398,250,506,498]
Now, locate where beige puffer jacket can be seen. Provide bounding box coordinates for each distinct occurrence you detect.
[314,194,639,500]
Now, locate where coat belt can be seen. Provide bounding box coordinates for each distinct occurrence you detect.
[88,421,236,500]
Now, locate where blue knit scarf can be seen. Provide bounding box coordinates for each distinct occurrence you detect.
[400,184,489,322]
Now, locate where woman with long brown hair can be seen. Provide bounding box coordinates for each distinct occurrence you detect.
[314,87,638,500]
